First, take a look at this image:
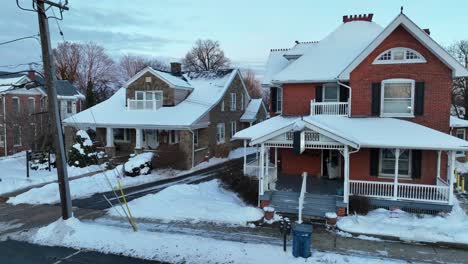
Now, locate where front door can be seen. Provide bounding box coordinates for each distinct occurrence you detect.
[322,149,341,179]
[144,129,158,149]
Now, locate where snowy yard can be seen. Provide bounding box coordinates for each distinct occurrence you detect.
[0,152,102,196]
[337,200,468,245]
[28,217,412,264]
[108,179,263,225]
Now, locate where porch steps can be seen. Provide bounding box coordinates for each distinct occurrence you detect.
[268,191,337,218]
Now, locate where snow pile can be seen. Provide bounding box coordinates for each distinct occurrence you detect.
[456,160,468,174]
[337,201,468,244]
[109,179,263,225]
[76,130,93,146]
[124,152,154,176]
[30,217,409,264]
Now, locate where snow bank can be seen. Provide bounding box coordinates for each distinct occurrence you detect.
[456,160,468,174]
[30,217,408,264]
[337,201,468,244]
[109,179,263,225]
[124,152,154,176]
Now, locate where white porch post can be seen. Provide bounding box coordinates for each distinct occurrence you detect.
[437,150,441,179]
[135,128,143,149]
[449,150,455,205]
[243,140,247,175]
[393,148,400,200]
[106,127,114,147]
[265,146,270,191]
[343,145,350,204]
[259,143,265,195]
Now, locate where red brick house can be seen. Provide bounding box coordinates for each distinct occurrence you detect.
[234,13,468,217]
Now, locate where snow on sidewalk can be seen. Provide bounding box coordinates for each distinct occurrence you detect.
[0,152,101,196]
[337,200,468,245]
[108,179,263,225]
[29,217,410,264]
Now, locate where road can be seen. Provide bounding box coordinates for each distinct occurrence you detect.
[0,240,166,264]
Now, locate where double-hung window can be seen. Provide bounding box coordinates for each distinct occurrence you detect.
[216,123,225,144]
[230,121,236,138]
[230,93,236,111]
[379,149,411,178]
[456,129,465,156]
[12,97,20,114]
[114,128,130,142]
[169,130,179,144]
[13,125,21,146]
[67,101,73,114]
[276,88,283,113]
[135,91,163,110]
[220,101,225,111]
[28,97,35,114]
[240,94,244,111]
[323,83,339,102]
[381,79,415,117]
[194,130,199,146]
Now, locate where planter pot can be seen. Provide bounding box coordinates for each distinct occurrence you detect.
[325,212,337,227]
[264,206,275,220]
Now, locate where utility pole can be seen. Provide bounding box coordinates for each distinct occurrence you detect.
[36,0,72,219]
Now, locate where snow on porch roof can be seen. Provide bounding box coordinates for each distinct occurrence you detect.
[450,116,468,128]
[234,115,468,151]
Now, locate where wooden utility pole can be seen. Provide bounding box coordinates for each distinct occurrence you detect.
[36,0,72,219]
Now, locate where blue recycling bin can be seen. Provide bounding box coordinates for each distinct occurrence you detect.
[291,223,313,258]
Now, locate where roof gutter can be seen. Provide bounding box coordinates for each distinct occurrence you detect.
[336,79,352,118]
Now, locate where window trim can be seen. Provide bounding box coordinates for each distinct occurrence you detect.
[66,101,73,114]
[276,88,283,114]
[373,47,427,65]
[378,149,412,179]
[135,90,163,101]
[169,130,179,145]
[220,100,225,112]
[12,96,20,114]
[216,123,225,144]
[0,124,4,146]
[114,128,130,143]
[193,129,199,146]
[27,97,35,114]
[13,125,22,146]
[323,83,340,102]
[380,79,415,118]
[456,129,466,156]
[240,94,244,111]
[230,121,236,138]
[230,93,236,111]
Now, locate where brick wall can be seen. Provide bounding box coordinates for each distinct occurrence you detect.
[350,25,452,133]
[280,148,322,176]
[282,83,318,116]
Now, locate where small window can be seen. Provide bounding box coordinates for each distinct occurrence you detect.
[277,88,283,113]
[66,101,73,114]
[145,77,152,83]
[13,126,21,146]
[456,129,466,156]
[28,97,35,114]
[379,149,411,178]
[374,47,426,64]
[323,83,339,102]
[216,123,225,144]
[240,95,244,111]
[169,130,179,144]
[381,79,415,117]
[114,128,130,142]
[40,97,46,110]
[0,124,4,145]
[220,100,225,111]
[194,130,199,146]
[230,93,236,111]
[136,91,145,100]
[12,97,20,114]
[230,121,236,138]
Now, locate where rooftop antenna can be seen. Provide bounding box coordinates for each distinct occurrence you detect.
[400,6,404,14]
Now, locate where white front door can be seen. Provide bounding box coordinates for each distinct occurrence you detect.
[144,129,158,149]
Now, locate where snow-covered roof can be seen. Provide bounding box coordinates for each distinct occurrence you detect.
[261,49,290,86]
[283,41,319,58]
[450,116,468,128]
[63,69,240,129]
[234,115,468,151]
[125,67,192,90]
[240,99,265,122]
[0,76,26,93]
[272,21,383,83]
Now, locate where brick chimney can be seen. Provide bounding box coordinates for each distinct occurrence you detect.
[423,28,431,35]
[27,70,35,81]
[343,13,374,23]
[170,62,182,75]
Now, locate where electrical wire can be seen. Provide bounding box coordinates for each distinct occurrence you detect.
[0,34,39,46]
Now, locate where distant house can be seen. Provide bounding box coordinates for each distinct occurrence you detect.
[234,12,468,217]
[450,116,468,160]
[0,71,84,156]
[63,63,267,170]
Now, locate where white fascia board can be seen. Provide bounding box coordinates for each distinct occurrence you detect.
[301,121,360,149]
[124,67,193,90]
[250,124,297,145]
[339,14,468,79]
[360,143,468,151]
[62,120,203,130]
[272,79,340,85]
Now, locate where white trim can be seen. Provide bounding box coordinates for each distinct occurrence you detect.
[169,130,179,144]
[339,14,468,79]
[114,128,130,143]
[216,123,225,144]
[13,125,21,147]
[27,96,35,114]
[230,120,236,138]
[373,47,426,65]
[125,67,193,90]
[323,83,340,102]
[380,79,415,118]
[276,87,283,114]
[230,93,237,111]
[378,148,412,179]
[12,96,20,114]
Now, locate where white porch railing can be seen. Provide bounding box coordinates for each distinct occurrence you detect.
[297,172,308,224]
[127,99,163,111]
[349,180,450,203]
[310,99,348,116]
[245,160,277,191]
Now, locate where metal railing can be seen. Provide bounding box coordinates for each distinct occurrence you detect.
[127,99,163,111]
[310,100,348,116]
[349,180,450,203]
[297,172,308,224]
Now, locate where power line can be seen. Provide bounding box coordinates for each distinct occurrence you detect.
[0,62,42,69]
[0,34,39,46]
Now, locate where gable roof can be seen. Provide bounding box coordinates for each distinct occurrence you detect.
[125,67,192,90]
[240,98,266,122]
[261,49,290,86]
[339,13,468,79]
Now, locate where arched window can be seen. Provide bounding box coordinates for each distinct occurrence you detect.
[373,47,426,64]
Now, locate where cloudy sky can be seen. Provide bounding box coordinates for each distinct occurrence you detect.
[1,0,467,77]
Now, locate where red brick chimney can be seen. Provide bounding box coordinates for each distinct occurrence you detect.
[27,70,35,81]
[170,62,182,75]
[343,14,374,23]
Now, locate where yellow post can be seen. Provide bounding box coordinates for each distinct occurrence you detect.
[456,171,460,190]
[462,175,466,193]
[117,179,138,232]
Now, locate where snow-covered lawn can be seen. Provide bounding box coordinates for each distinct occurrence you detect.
[0,152,102,196]
[109,179,263,225]
[337,200,468,245]
[29,217,410,264]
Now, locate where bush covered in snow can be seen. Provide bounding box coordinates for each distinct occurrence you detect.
[68,130,98,168]
[124,152,154,177]
[219,168,258,206]
[349,195,371,215]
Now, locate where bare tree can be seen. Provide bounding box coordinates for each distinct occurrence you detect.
[242,69,262,98]
[448,40,468,119]
[119,54,168,81]
[53,42,81,83]
[183,39,230,71]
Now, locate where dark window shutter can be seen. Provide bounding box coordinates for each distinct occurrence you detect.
[414,82,425,115]
[371,83,381,116]
[411,150,422,179]
[339,85,349,102]
[315,86,323,102]
[293,131,301,155]
[370,148,379,177]
[270,87,277,113]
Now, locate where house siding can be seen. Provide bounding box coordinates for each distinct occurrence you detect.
[280,148,322,176]
[282,83,318,116]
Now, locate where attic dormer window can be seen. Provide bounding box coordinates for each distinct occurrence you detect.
[373,47,426,64]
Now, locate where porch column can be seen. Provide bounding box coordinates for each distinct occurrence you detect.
[437,150,441,179]
[106,127,114,147]
[243,140,247,175]
[259,143,265,195]
[274,147,278,168]
[265,146,270,191]
[449,150,455,205]
[393,148,400,200]
[135,128,143,150]
[343,145,350,204]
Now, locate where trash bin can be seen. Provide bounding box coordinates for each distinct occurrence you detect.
[291,223,313,258]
